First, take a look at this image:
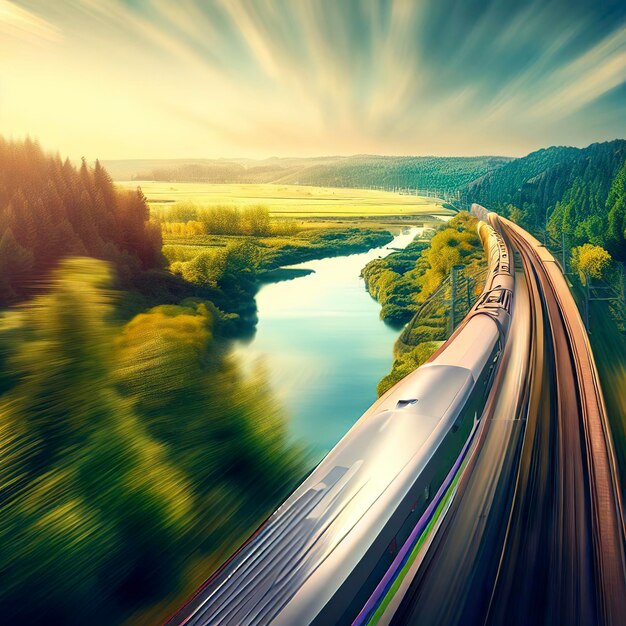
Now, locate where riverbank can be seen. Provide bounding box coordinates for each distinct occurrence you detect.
[117,225,395,329]
[234,227,421,454]
[125,224,424,625]
[361,212,487,395]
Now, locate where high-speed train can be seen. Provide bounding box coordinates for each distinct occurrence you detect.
[169,213,514,626]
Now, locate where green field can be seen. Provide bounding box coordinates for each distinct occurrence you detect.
[115,182,453,218]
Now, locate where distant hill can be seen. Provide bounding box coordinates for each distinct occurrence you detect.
[463,140,626,260]
[272,155,512,192]
[104,141,626,260]
[103,156,341,185]
[103,155,512,193]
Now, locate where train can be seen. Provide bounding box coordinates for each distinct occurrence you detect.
[169,210,514,626]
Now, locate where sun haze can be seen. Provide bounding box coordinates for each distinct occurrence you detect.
[2,0,625,160]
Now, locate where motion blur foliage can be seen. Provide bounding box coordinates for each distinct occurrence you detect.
[0,137,163,304]
[0,258,305,625]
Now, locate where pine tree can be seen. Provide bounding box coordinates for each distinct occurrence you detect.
[0,228,34,300]
[607,160,626,261]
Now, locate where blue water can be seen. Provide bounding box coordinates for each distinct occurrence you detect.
[234,228,420,456]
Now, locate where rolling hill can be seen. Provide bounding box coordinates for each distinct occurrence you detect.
[103,155,512,193]
[463,140,626,259]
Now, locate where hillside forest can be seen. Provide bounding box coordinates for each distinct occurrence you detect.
[464,140,626,263]
[105,155,512,192]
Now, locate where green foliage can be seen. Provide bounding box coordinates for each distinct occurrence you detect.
[155,203,272,237]
[166,200,199,223]
[243,205,271,236]
[607,160,626,259]
[162,244,207,263]
[466,140,626,259]
[158,227,393,337]
[165,228,393,274]
[0,228,34,300]
[377,341,443,396]
[276,156,511,191]
[362,213,484,326]
[0,258,193,621]
[361,240,427,325]
[0,137,163,305]
[260,226,394,268]
[507,204,526,225]
[362,212,486,395]
[118,155,511,192]
[0,258,305,624]
[171,242,259,301]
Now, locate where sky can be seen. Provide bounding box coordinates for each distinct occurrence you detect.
[1,0,625,160]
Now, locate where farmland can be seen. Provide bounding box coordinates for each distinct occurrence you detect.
[115,181,453,219]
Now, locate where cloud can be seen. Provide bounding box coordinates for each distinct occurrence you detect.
[1,0,625,158]
[0,0,60,49]
[528,25,626,118]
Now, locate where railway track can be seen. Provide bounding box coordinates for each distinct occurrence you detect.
[166,207,625,625]
[488,215,626,625]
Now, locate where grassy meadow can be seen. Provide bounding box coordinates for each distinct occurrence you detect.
[116,181,452,218]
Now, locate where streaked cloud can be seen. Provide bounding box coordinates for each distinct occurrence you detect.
[0,0,60,48]
[1,0,625,159]
[529,25,626,118]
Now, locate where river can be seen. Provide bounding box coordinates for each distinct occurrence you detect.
[235,227,422,457]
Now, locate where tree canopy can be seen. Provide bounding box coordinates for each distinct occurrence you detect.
[0,258,304,623]
[0,137,163,303]
[571,243,613,282]
[465,140,626,261]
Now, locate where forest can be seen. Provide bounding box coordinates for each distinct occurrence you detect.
[0,137,401,624]
[464,140,626,262]
[276,155,512,192]
[105,142,626,264]
[3,134,626,623]
[0,137,162,304]
[105,154,512,193]
[0,257,306,624]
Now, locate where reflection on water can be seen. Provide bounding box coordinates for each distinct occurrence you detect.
[235,227,421,456]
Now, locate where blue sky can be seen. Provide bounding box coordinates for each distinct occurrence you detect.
[1,0,625,159]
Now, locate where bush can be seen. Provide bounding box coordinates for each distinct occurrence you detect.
[571,243,612,282]
[378,341,443,396]
[0,257,305,623]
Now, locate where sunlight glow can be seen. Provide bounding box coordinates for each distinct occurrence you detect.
[1,0,624,159]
